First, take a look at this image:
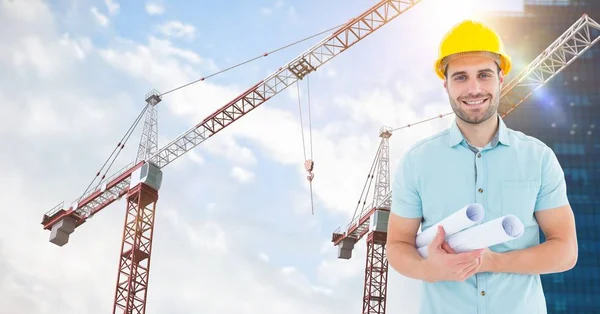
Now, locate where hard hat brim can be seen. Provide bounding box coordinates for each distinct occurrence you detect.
[435,52,512,79]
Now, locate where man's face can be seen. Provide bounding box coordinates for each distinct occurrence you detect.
[444,55,504,125]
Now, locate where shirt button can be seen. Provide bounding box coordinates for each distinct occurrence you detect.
[481,290,486,296]
[477,153,482,158]
[478,188,484,193]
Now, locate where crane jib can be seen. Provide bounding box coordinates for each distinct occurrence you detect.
[41,161,145,230]
[196,81,265,128]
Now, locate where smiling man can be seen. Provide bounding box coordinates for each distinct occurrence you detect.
[386,20,579,314]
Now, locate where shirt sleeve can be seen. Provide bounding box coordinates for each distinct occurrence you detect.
[391,150,423,218]
[534,146,570,212]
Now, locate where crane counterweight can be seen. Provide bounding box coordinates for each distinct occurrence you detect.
[49,215,77,247]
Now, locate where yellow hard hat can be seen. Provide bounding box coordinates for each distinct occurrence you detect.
[434,19,512,80]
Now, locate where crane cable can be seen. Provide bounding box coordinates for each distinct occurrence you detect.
[75,21,347,205]
[390,112,455,132]
[296,77,315,215]
[349,143,380,225]
[159,22,346,97]
[78,104,150,202]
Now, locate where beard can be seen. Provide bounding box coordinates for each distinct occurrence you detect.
[449,92,499,125]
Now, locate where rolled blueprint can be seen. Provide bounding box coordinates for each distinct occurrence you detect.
[418,214,525,258]
[415,203,485,249]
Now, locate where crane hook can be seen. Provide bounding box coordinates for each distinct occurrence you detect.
[305,159,314,182]
[304,159,315,215]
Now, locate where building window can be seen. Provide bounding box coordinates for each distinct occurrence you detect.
[555,298,567,312]
[554,143,585,155]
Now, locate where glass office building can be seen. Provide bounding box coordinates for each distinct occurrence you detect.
[485,1,600,312]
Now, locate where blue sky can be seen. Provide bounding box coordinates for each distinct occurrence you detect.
[0,0,529,313]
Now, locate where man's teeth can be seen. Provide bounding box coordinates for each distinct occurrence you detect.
[465,99,486,105]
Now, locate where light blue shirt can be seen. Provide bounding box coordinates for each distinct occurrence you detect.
[391,114,570,314]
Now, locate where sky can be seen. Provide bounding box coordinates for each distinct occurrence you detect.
[0,0,525,313]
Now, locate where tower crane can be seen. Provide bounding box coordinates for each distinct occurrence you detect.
[39,1,423,313]
[331,13,600,314]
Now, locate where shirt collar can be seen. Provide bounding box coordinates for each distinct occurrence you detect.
[447,114,510,148]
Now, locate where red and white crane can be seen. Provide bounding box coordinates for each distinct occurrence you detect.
[331,13,600,314]
[40,1,423,313]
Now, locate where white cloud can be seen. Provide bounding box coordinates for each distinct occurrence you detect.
[157,20,196,40]
[204,135,257,166]
[231,166,255,183]
[259,252,270,262]
[163,208,229,253]
[261,7,273,16]
[187,150,205,164]
[105,0,119,15]
[287,6,299,24]
[316,239,366,283]
[207,202,217,213]
[99,35,217,77]
[145,2,164,16]
[90,6,108,27]
[0,0,93,79]
[260,0,290,18]
[280,266,333,297]
[13,36,60,78]
[59,33,94,60]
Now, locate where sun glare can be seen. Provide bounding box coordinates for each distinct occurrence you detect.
[403,0,489,78]
[430,0,486,32]
[415,0,490,52]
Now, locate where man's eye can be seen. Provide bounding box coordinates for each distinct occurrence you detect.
[454,75,466,81]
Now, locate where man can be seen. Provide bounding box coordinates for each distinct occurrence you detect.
[386,19,579,314]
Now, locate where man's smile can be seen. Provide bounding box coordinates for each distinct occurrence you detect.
[461,97,489,107]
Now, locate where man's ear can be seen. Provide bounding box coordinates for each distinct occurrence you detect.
[443,79,447,89]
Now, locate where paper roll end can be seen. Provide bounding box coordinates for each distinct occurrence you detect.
[466,203,485,223]
[502,215,525,238]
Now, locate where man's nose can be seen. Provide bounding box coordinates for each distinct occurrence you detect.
[466,78,483,95]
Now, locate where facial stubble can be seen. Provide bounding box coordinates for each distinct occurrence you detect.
[448,84,500,125]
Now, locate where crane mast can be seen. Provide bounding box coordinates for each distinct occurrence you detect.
[362,127,392,314]
[40,1,424,313]
[331,13,600,314]
[135,91,161,164]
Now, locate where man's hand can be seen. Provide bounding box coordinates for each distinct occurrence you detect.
[476,248,495,273]
[423,226,483,283]
[442,237,495,274]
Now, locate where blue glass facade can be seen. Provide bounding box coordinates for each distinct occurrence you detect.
[486,1,600,313]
